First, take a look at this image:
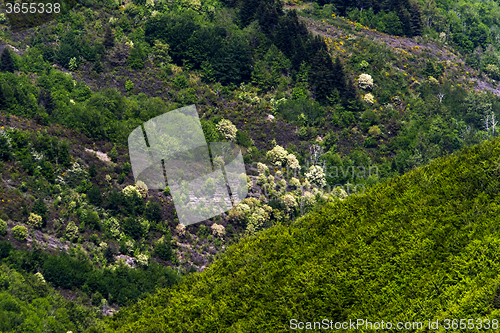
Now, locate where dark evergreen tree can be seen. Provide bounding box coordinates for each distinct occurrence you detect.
[239,0,260,27]
[93,57,104,73]
[409,1,423,36]
[104,26,115,49]
[88,184,103,207]
[128,45,145,69]
[0,48,15,73]
[38,90,55,115]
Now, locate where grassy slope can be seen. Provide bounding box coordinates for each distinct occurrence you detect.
[106,137,500,332]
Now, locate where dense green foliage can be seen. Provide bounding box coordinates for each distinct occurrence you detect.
[0,241,181,307]
[108,137,500,331]
[0,263,102,333]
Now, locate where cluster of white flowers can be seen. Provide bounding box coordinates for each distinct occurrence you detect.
[281,194,297,212]
[302,191,316,208]
[305,165,326,187]
[358,73,373,90]
[122,185,141,198]
[286,154,300,170]
[257,162,268,175]
[211,223,226,237]
[216,119,238,142]
[175,223,186,236]
[135,180,148,198]
[288,177,301,189]
[266,145,288,167]
[363,93,375,104]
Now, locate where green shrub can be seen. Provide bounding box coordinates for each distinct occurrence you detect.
[0,219,6,236]
[12,225,27,241]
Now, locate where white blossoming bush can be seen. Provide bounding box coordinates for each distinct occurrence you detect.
[257,162,269,175]
[135,180,148,198]
[281,194,297,212]
[211,223,225,237]
[135,253,149,267]
[358,73,373,90]
[363,93,375,104]
[256,173,267,186]
[277,179,287,190]
[175,223,186,236]
[305,165,326,187]
[216,119,238,142]
[288,177,301,189]
[122,185,141,198]
[286,154,300,171]
[266,145,288,167]
[28,213,43,229]
[34,272,46,283]
[302,191,316,208]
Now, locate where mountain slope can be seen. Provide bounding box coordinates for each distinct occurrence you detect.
[106,137,500,331]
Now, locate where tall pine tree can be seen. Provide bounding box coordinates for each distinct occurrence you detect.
[0,48,15,73]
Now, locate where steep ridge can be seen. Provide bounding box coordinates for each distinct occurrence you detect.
[300,15,500,96]
[105,137,500,331]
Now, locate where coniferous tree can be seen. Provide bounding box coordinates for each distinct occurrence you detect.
[0,48,15,73]
[409,1,423,36]
[104,26,115,49]
[93,57,104,73]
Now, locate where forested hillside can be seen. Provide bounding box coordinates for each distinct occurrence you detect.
[0,0,499,331]
[106,133,500,331]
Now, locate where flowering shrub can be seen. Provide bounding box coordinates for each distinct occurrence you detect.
[216,119,237,142]
[12,225,27,241]
[266,145,288,167]
[302,191,316,208]
[281,194,297,212]
[123,185,141,198]
[288,177,301,189]
[256,173,267,186]
[28,213,43,229]
[65,221,79,241]
[35,272,46,283]
[257,162,269,175]
[305,165,326,187]
[363,93,375,104]
[286,154,300,170]
[358,74,373,90]
[175,223,186,236]
[211,223,225,237]
[135,180,148,198]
